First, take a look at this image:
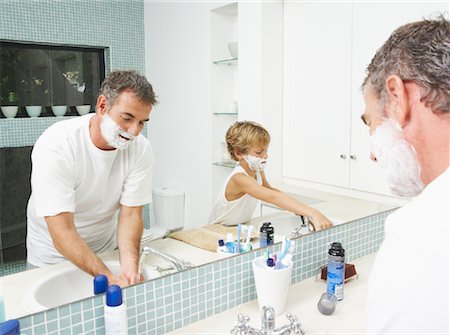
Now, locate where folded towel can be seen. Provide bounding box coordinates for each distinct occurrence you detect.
[168,224,258,252]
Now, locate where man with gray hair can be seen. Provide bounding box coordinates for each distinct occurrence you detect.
[361,15,449,333]
[27,70,157,287]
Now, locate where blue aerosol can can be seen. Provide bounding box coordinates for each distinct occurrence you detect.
[326,242,345,301]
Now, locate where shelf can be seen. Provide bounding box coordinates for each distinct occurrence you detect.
[213,112,238,116]
[212,161,237,168]
[212,58,238,65]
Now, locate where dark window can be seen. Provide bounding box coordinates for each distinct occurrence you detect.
[0,41,105,117]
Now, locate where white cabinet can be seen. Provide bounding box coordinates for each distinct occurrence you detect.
[283,1,448,196]
[210,3,239,200]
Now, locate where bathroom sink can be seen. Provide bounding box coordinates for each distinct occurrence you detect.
[261,213,344,238]
[22,260,160,313]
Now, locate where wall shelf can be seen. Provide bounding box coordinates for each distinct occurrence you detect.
[212,58,238,65]
[212,161,237,168]
[213,112,237,116]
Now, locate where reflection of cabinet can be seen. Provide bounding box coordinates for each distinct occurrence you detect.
[211,3,239,199]
[283,1,447,196]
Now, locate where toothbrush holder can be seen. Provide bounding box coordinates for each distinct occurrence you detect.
[252,256,293,315]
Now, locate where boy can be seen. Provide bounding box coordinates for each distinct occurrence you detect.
[208,121,333,230]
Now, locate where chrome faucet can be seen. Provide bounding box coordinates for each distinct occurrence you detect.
[137,245,194,280]
[290,215,313,239]
[230,306,305,335]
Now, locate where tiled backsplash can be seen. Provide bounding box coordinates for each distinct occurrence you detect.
[18,209,393,335]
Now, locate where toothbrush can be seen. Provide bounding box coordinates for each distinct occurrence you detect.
[244,225,254,251]
[277,238,292,269]
[237,224,242,253]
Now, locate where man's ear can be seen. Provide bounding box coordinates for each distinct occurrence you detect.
[96,95,107,115]
[385,75,409,127]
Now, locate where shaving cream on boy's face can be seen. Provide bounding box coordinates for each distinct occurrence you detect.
[244,155,267,171]
[369,118,424,197]
[100,112,135,150]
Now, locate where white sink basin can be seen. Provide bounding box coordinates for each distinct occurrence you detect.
[22,260,160,313]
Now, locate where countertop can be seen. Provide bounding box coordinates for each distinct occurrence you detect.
[168,252,376,335]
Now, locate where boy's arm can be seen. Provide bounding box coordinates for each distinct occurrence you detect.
[230,173,333,230]
[260,171,281,192]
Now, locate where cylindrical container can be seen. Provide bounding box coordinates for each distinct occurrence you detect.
[266,225,274,246]
[326,242,345,301]
[259,222,274,248]
[252,256,293,315]
[152,187,185,230]
[104,285,128,335]
[93,275,108,295]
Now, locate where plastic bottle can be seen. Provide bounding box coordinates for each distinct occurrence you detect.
[260,223,267,247]
[225,233,236,253]
[93,275,108,295]
[216,239,228,253]
[104,285,128,335]
[326,242,345,301]
[266,224,274,246]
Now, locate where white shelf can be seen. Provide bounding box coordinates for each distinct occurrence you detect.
[212,58,238,65]
[212,161,237,168]
[213,112,237,116]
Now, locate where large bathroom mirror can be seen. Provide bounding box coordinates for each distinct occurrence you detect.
[1,0,430,320]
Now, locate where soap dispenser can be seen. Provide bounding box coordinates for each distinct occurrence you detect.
[104,285,128,335]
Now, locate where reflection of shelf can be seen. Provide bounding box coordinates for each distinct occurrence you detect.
[213,58,238,65]
[213,161,237,168]
[213,112,238,116]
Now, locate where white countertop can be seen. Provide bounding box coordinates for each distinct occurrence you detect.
[168,252,377,335]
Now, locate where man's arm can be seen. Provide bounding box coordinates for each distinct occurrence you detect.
[117,205,144,285]
[46,212,128,287]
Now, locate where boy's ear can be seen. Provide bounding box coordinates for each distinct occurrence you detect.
[234,148,244,159]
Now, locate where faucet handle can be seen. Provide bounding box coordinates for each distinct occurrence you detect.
[230,314,250,335]
[286,313,305,335]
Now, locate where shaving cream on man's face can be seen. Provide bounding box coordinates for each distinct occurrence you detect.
[100,112,135,150]
[244,155,267,172]
[369,118,424,197]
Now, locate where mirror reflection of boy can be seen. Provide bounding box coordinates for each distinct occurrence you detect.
[208,121,333,231]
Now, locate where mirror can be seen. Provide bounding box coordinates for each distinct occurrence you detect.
[0,1,415,320]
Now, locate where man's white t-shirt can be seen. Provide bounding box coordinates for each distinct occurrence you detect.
[27,114,154,267]
[366,167,449,334]
[208,165,262,226]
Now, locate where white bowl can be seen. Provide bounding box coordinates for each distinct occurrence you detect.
[75,105,91,115]
[1,106,18,118]
[25,106,42,118]
[51,105,67,117]
[227,41,238,59]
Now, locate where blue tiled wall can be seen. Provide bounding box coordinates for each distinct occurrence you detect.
[18,209,394,335]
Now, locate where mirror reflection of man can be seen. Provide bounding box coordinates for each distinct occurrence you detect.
[26,70,157,287]
[361,16,449,334]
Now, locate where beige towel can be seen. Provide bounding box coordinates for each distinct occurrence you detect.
[168,224,258,252]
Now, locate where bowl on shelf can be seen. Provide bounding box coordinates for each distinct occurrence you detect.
[51,105,67,117]
[1,106,18,118]
[25,106,42,118]
[75,105,91,116]
[227,41,238,59]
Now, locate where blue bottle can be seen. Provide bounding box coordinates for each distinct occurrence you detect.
[93,275,108,295]
[326,242,345,301]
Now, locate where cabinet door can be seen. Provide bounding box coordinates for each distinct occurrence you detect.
[349,1,449,195]
[283,2,352,187]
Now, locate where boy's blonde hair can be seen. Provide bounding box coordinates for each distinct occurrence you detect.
[226,121,270,161]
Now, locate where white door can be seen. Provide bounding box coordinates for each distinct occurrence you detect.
[349,1,449,195]
[283,2,353,187]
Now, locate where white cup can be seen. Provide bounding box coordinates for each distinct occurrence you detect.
[252,256,293,315]
[227,101,238,114]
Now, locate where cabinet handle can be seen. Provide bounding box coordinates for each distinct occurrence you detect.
[340,154,347,159]
[350,155,357,160]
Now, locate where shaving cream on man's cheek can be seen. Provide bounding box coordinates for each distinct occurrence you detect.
[100,112,135,150]
[369,118,424,197]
